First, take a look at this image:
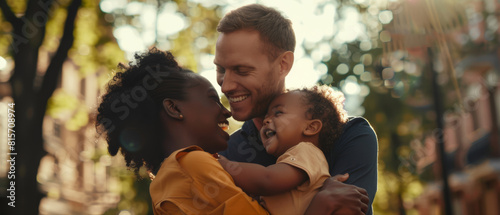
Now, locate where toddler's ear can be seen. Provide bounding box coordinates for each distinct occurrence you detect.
[303,119,322,136]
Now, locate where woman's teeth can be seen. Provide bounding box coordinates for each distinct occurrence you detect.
[218,123,229,131]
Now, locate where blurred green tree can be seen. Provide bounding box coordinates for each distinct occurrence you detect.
[0,0,82,213]
[319,1,435,214]
[0,0,124,214]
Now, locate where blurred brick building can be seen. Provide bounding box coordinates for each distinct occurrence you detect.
[27,59,119,215]
[412,50,500,214]
[382,0,500,214]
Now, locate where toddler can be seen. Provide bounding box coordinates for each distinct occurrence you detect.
[219,85,348,215]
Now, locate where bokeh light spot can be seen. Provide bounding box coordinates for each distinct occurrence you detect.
[343,76,360,95]
[360,71,372,82]
[353,64,364,75]
[360,40,372,51]
[0,56,7,70]
[336,63,349,75]
[361,54,373,65]
[378,10,393,24]
[321,74,334,85]
[382,68,395,80]
[157,12,186,36]
[380,30,391,42]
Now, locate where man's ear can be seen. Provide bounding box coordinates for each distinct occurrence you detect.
[278,51,294,78]
[163,99,184,120]
[303,119,322,136]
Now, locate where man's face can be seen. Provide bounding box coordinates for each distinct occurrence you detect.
[214,29,285,121]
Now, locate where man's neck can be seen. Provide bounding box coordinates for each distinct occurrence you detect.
[252,117,265,131]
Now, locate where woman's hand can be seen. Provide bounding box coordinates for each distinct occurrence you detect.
[305,173,369,215]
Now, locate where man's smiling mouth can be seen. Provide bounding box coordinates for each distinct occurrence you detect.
[228,95,248,103]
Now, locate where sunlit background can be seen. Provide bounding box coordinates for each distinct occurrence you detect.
[0,0,499,214]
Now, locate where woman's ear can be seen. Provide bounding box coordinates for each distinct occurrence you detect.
[163,99,184,120]
[303,119,322,136]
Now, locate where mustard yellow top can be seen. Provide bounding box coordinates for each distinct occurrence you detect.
[149,146,269,215]
[260,142,330,215]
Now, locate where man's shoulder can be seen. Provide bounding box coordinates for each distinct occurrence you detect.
[343,116,375,136]
[331,116,377,153]
[345,116,370,127]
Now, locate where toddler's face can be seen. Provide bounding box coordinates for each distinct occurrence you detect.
[260,92,311,157]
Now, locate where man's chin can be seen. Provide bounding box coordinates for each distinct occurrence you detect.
[230,112,251,121]
[230,104,266,121]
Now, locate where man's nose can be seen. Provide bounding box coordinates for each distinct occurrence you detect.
[218,71,237,94]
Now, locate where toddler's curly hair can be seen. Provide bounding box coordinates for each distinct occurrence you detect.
[292,86,348,153]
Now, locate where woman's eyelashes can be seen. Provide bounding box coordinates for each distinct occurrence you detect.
[210,95,224,107]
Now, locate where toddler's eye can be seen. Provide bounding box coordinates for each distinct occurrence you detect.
[274,111,283,116]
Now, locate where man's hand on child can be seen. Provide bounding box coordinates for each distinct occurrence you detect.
[305,173,369,215]
[331,173,349,183]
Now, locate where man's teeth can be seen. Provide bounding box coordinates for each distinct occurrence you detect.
[228,95,248,103]
[218,123,229,131]
[265,130,276,138]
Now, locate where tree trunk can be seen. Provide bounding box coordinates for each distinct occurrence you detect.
[0,0,81,214]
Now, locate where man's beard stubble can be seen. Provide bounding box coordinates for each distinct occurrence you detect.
[248,82,282,120]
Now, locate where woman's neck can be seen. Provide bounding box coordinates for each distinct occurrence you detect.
[162,126,198,157]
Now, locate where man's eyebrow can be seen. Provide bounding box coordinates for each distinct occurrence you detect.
[234,65,255,70]
[213,62,254,69]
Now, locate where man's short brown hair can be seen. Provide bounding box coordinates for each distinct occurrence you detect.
[217,4,295,61]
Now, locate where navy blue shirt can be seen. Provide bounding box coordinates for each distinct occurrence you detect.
[220,117,378,215]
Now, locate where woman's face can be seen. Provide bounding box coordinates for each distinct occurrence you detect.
[178,76,232,153]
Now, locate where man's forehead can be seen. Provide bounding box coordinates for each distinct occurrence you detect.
[215,30,264,50]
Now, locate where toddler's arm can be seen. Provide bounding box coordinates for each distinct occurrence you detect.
[218,155,307,196]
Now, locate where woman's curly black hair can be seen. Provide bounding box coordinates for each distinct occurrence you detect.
[292,86,348,153]
[96,48,195,176]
